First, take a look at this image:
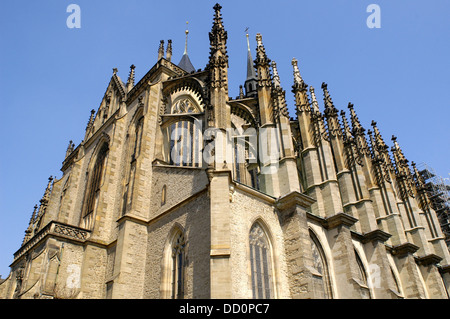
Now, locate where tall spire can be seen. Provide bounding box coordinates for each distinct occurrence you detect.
[244,28,257,97]
[178,21,196,73]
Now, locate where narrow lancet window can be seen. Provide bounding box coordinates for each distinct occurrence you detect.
[249,222,274,299]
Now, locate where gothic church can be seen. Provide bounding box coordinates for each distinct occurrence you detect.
[1,3,449,299]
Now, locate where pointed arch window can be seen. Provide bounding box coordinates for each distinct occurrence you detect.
[310,231,333,299]
[83,143,108,226]
[249,222,274,299]
[170,231,186,299]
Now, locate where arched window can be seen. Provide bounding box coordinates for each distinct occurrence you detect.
[249,222,274,299]
[310,231,333,299]
[170,231,186,299]
[83,143,108,228]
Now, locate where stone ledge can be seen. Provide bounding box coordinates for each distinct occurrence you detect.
[415,254,443,266]
[323,212,358,229]
[390,242,420,257]
[275,191,316,211]
[438,264,450,274]
[360,229,392,244]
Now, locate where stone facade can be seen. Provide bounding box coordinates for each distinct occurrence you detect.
[1,3,449,299]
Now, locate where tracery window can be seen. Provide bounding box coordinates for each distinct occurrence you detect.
[171,98,197,114]
[83,143,108,228]
[170,231,186,299]
[310,231,332,299]
[249,222,274,299]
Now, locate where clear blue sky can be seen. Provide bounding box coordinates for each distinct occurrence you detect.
[0,0,449,278]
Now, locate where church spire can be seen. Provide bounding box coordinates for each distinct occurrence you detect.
[178,22,196,73]
[244,29,257,97]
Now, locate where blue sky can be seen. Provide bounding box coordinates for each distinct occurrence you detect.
[0,0,449,277]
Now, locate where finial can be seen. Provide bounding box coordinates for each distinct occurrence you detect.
[184,22,189,55]
[112,68,118,75]
[340,110,353,141]
[30,205,38,225]
[166,39,172,62]
[65,140,74,158]
[239,85,244,99]
[348,102,364,135]
[158,40,165,60]
[291,58,305,86]
[212,3,224,31]
[245,27,251,51]
[322,82,335,110]
[126,64,136,91]
[213,3,222,13]
[271,61,281,88]
[40,176,53,204]
[86,109,96,132]
[256,33,263,48]
[309,86,320,113]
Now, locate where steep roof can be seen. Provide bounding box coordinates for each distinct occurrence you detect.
[178,53,196,73]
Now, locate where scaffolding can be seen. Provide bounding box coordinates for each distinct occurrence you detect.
[417,162,450,250]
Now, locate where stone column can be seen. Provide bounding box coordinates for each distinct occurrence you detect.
[207,169,232,298]
[276,191,316,298]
